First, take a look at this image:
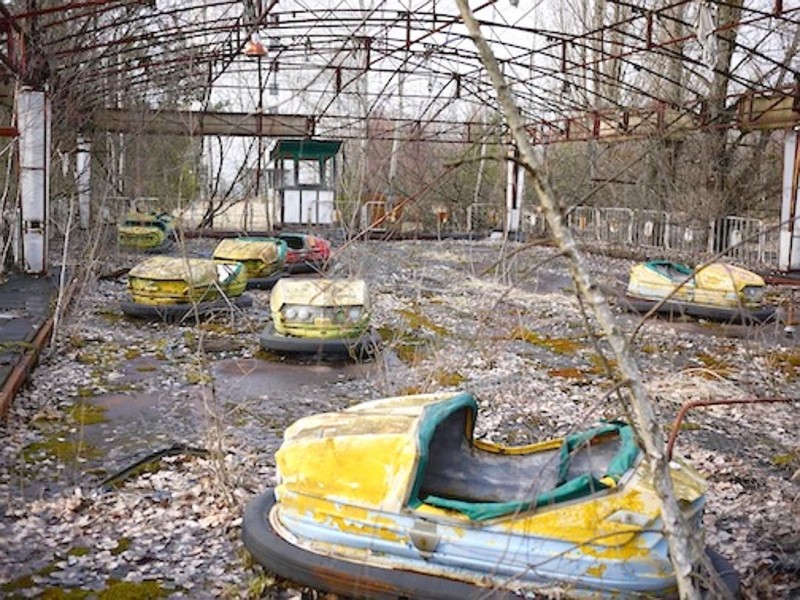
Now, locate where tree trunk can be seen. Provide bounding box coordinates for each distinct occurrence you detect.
[455,1,702,597]
[707,0,744,214]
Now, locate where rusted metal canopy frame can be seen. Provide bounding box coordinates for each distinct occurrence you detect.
[2,2,797,147]
[15,1,800,144]
[666,397,797,461]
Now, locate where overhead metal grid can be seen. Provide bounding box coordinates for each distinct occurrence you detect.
[0,0,794,143]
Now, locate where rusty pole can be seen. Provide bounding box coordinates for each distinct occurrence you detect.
[667,397,797,461]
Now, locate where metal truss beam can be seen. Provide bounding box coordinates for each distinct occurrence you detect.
[89,107,315,137]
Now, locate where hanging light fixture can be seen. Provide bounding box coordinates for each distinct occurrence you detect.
[243,33,267,57]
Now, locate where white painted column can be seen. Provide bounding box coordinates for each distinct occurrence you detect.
[76,136,91,230]
[16,88,50,274]
[505,142,521,234]
[779,129,800,272]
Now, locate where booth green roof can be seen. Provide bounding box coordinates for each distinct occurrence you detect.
[270,139,343,161]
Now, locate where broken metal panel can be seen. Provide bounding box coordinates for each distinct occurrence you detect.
[737,92,800,132]
[528,106,695,145]
[91,107,314,138]
[16,88,50,274]
[779,129,800,272]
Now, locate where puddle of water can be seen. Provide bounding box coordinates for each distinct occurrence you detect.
[213,357,375,400]
[466,259,574,294]
[525,271,575,294]
[90,391,174,420]
[118,357,168,382]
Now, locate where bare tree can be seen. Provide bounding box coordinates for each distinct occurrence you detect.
[705,0,744,213]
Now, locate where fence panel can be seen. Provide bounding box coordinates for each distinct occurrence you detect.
[634,210,669,248]
[664,213,708,255]
[522,210,549,237]
[466,203,502,232]
[709,216,765,266]
[596,208,634,245]
[566,205,598,241]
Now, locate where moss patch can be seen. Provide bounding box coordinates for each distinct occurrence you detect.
[182,331,198,352]
[76,351,103,365]
[198,321,240,335]
[254,348,284,362]
[433,369,465,387]
[98,309,125,324]
[679,421,702,432]
[397,385,424,396]
[186,367,212,385]
[588,354,619,378]
[2,564,63,596]
[68,335,87,349]
[111,537,132,556]
[68,402,108,426]
[124,348,142,360]
[694,352,733,378]
[771,451,799,469]
[767,350,800,381]
[509,326,583,355]
[22,435,101,464]
[377,325,435,365]
[2,573,36,594]
[40,589,90,599]
[96,579,169,599]
[397,305,448,336]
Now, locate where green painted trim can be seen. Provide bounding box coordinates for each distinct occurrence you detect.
[645,260,692,275]
[407,392,478,509]
[271,139,342,160]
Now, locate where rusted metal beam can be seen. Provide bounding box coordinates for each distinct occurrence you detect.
[527,102,698,144]
[10,0,140,21]
[737,89,800,131]
[88,107,315,137]
[0,313,54,419]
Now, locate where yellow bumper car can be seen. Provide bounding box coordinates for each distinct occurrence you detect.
[259,277,378,358]
[243,392,738,598]
[212,237,287,289]
[117,211,176,252]
[624,260,775,324]
[121,256,251,321]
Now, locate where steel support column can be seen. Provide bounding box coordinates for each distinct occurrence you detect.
[779,129,800,272]
[76,136,91,229]
[16,88,50,274]
[505,142,521,234]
